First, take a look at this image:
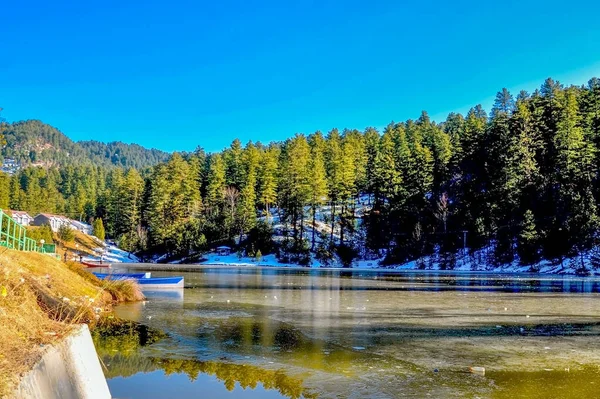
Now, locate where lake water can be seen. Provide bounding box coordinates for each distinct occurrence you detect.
[99,267,600,398]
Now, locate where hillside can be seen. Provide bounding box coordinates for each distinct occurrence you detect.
[0,249,144,396]
[0,120,170,170]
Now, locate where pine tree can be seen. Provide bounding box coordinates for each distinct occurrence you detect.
[224,138,244,189]
[93,218,106,241]
[0,173,10,209]
[307,132,328,250]
[363,127,380,203]
[551,88,598,257]
[278,134,311,248]
[257,145,279,221]
[238,142,260,241]
[325,129,344,244]
[205,153,226,215]
[517,210,539,265]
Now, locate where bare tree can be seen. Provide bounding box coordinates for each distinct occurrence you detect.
[224,186,240,241]
[136,224,148,251]
[436,192,449,233]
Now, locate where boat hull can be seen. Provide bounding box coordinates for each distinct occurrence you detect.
[82,261,111,268]
[93,272,151,279]
[137,276,184,289]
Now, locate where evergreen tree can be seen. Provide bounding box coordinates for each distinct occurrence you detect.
[517,209,539,265]
[205,153,226,214]
[307,132,328,250]
[257,145,279,220]
[325,129,344,244]
[93,218,106,240]
[238,142,259,240]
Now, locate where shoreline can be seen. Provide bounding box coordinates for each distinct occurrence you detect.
[113,262,597,278]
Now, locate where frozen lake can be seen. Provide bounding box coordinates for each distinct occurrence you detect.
[99,267,600,398]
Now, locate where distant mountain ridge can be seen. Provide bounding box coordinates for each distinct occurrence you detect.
[1,120,171,169]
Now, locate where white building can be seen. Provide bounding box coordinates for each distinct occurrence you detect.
[7,210,34,226]
[32,213,71,232]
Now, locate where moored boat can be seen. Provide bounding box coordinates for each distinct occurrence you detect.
[82,261,112,268]
[136,276,184,289]
[93,272,151,279]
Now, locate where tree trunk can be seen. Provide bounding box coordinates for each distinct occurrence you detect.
[292,205,298,242]
[330,201,336,245]
[340,203,345,245]
[299,206,304,245]
[311,205,316,250]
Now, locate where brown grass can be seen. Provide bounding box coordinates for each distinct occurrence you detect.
[100,279,145,302]
[65,262,145,302]
[0,250,143,397]
[57,230,105,258]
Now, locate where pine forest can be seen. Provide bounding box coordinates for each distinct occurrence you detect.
[2,77,600,270]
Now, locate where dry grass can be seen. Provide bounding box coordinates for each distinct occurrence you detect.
[57,230,105,258]
[100,279,145,302]
[65,262,145,302]
[0,250,143,397]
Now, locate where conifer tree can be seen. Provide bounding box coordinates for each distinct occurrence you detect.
[551,88,597,256]
[224,139,244,189]
[278,134,310,246]
[238,142,260,240]
[93,218,106,241]
[325,129,344,244]
[257,145,279,221]
[307,132,328,250]
[205,153,226,215]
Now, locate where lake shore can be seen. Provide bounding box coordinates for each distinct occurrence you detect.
[114,262,597,277]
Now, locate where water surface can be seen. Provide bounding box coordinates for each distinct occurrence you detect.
[100,267,600,398]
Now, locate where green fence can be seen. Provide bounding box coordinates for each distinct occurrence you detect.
[0,209,53,254]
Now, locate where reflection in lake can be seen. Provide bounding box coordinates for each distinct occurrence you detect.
[94,320,316,399]
[106,267,600,398]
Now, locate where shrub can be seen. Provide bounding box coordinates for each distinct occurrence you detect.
[58,225,75,243]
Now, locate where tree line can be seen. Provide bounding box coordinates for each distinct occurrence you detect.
[2,77,600,268]
[0,119,170,169]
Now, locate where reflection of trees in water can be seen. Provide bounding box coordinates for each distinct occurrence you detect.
[92,318,166,357]
[93,321,318,399]
[157,358,318,399]
[100,354,317,399]
[209,317,365,372]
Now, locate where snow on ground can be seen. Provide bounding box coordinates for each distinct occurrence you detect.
[192,253,324,268]
[175,247,597,275]
[82,243,139,264]
[156,198,599,275]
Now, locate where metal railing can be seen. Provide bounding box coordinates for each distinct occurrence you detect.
[0,209,52,253]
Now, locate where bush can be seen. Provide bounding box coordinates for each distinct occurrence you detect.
[336,243,358,268]
[255,249,262,263]
[243,221,275,255]
[58,225,75,243]
[26,225,54,244]
[277,238,311,266]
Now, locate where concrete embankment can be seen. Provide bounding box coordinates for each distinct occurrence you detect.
[11,325,110,399]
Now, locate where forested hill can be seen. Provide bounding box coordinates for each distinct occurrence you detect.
[1,120,170,169]
[3,77,600,272]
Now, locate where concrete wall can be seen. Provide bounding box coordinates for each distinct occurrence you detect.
[11,324,111,399]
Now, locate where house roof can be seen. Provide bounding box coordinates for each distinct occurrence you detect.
[216,245,232,250]
[35,213,71,223]
[6,210,33,218]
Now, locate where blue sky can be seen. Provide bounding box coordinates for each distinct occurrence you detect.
[2,0,600,153]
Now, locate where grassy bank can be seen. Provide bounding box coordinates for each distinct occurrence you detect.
[0,249,143,397]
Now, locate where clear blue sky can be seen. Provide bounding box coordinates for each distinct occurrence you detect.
[2,0,600,152]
